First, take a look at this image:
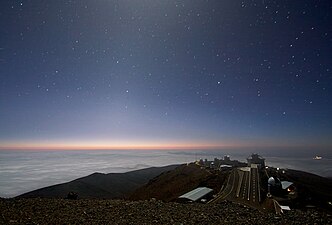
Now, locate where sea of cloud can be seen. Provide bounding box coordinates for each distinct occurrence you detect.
[0,149,331,198]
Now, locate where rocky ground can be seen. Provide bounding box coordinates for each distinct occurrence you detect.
[0,198,331,224]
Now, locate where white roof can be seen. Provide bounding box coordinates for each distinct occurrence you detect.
[280,205,291,210]
[239,167,251,172]
[179,187,213,201]
[281,181,293,189]
[220,164,232,168]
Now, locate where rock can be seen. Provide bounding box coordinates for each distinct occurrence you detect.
[66,192,78,200]
[0,198,331,224]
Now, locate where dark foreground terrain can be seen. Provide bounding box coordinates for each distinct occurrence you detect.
[1,198,331,225]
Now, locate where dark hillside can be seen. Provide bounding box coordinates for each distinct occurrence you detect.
[18,165,178,199]
[129,163,228,202]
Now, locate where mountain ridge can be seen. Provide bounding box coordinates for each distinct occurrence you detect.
[18,164,179,199]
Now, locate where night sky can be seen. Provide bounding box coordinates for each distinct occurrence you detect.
[1,0,331,150]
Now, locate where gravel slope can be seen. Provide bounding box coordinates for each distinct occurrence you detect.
[1,198,331,224]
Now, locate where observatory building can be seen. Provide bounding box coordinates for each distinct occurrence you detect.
[247,153,265,168]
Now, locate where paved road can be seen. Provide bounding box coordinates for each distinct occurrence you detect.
[211,165,261,207]
[209,169,238,203]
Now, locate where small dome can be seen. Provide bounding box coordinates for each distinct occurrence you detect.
[268,177,276,186]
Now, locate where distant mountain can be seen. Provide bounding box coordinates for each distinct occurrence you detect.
[18,165,179,199]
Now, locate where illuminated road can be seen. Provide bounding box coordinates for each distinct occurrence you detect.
[237,165,261,205]
[208,169,238,203]
[211,165,261,207]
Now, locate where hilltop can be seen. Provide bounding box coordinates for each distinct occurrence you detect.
[129,163,227,202]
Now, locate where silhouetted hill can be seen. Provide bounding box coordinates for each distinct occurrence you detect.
[18,165,179,199]
[129,163,228,202]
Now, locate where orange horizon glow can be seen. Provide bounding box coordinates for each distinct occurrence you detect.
[0,144,231,151]
[0,139,322,151]
[0,140,237,151]
[0,145,224,151]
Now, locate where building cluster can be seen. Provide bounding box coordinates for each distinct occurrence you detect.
[195,155,246,169]
[268,177,295,195]
[195,153,268,170]
[183,153,297,213]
